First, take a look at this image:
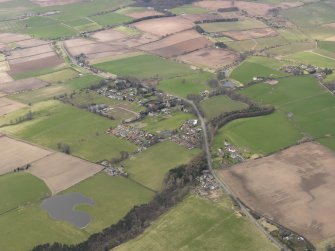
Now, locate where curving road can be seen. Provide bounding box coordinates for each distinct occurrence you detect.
[186,100,288,251]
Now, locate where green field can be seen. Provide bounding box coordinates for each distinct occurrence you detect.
[214,111,302,155]
[170,4,209,14]
[38,68,79,84]
[11,75,103,104]
[285,51,335,68]
[201,95,248,120]
[239,75,335,150]
[230,60,287,84]
[115,195,278,251]
[122,141,200,191]
[158,72,213,98]
[201,19,266,33]
[136,112,195,134]
[94,54,195,79]
[0,172,50,214]
[0,101,137,162]
[90,12,133,27]
[66,173,154,233]
[0,172,153,251]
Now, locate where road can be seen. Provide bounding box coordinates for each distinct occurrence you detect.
[59,45,287,250]
[185,100,288,251]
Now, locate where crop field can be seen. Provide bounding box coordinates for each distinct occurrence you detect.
[170,4,209,15]
[214,111,301,155]
[122,141,200,191]
[138,30,213,58]
[29,152,103,194]
[0,97,26,116]
[177,48,238,70]
[10,74,102,104]
[158,71,213,98]
[131,16,194,37]
[89,12,133,27]
[94,54,195,79]
[230,60,287,84]
[284,51,335,68]
[318,41,335,53]
[38,68,79,84]
[200,20,267,33]
[115,195,278,251]
[223,28,277,41]
[201,95,248,120]
[0,135,52,175]
[218,142,335,248]
[136,111,195,134]
[66,173,154,233]
[0,78,49,94]
[0,101,137,162]
[239,76,335,150]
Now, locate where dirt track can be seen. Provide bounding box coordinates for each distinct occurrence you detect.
[218,142,335,246]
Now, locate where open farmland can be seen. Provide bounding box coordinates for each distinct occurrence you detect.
[218,142,335,248]
[115,195,278,251]
[158,71,213,98]
[0,72,13,84]
[201,95,248,120]
[214,111,302,155]
[122,141,200,191]
[284,51,335,69]
[200,19,267,33]
[29,152,103,194]
[31,0,81,7]
[0,101,137,162]
[89,12,133,27]
[138,30,213,58]
[0,78,49,94]
[0,97,26,115]
[239,76,335,148]
[94,54,195,79]
[0,135,52,175]
[131,16,194,37]
[177,48,238,69]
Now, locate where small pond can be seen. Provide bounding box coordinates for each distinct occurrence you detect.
[41,192,94,229]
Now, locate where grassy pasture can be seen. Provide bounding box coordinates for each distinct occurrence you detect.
[90,12,133,27]
[201,19,266,33]
[0,173,153,251]
[158,72,213,98]
[170,5,209,14]
[94,54,194,79]
[318,41,335,53]
[122,141,200,191]
[115,195,279,251]
[201,95,248,120]
[38,68,79,84]
[239,76,335,150]
[0,101,137,162]
[285,51,335,68]
[137,112,195,134]
[66,173,154,233]
[11,75,103,104]
[0,172,50,214]
[230,61,286,84]
[214,111,301,155]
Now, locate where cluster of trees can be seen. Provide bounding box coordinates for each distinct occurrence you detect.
[194,25,205,34]
[10,111,33,125]
[57,143,71,154]
[32,154,208,251]
[110,151,129,165]
[194,18,238,24]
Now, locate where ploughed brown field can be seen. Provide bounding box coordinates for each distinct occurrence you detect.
[138,30,213,57]
[0,78,49,94]
[218,142,335,246]
[0,135,52,175]
[0,97,26,116]
[28,152,103,194]
[131,16,194,37]
[223,27,277,41]
[177,48,238,69]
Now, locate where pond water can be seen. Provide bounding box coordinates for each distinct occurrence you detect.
[41,192,94,229]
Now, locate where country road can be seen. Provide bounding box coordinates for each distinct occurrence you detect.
[58,44,287,250]
[185,100,288,251]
